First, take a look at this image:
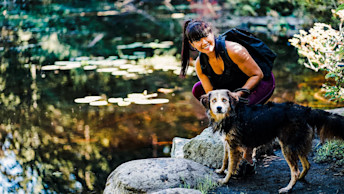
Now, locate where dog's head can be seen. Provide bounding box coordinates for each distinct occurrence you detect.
[200,89,238,122]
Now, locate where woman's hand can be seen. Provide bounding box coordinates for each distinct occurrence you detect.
[231,91,243,101]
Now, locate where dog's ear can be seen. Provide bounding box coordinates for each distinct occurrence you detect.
[200,93,210,109]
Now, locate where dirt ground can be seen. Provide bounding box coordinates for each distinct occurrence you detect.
[210,149,344,194]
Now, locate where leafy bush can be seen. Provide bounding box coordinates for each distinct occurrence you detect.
[289,4,344,101]
[314,140,344,165]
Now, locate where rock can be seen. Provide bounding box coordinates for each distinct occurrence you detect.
[326,108,344,115]
[171,137,190,158]
[151,188,202,194]
[182,127,224,169]
[173,127,277,168]
[103,158,219,194]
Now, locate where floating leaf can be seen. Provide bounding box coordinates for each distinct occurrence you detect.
[134,98,169,104]
[83,66,97,70]
[84,96,102,101]
[118,101,131,106]
[111,71,129,76]
[97,68,119,73]
[90,101,108,106]
[108,98,123,103]
[41,65,60,70]
[74,96,102,103]
[119,64,135,69]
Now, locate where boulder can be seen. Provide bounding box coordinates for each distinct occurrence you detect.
[151,188,202,194]
[181,127,224,169]
[173,127,277,169]
[103,158,219,194]
[327,108,344,115]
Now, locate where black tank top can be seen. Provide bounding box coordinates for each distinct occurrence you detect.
[199,42,248,91]
[199,38,270,91]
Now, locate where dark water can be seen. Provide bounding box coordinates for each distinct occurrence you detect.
[0,1,342,193]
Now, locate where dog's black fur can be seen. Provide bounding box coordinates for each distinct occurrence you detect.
[201,89,344,193]
[213,101,344,148]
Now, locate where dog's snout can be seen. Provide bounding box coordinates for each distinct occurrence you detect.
[217,106,222,112]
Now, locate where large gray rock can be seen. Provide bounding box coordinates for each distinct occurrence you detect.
[327,108,344,115]
[103,158,219,194]
[181,127,224,169]
[151,188,202,194]
[173,127,277,168]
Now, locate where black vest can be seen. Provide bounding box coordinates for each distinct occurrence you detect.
[199,38,271,91]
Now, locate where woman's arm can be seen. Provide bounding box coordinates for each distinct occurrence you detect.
[226,41,264,98]
[195,57,213,93]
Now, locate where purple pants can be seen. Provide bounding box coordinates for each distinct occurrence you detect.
[192,72,275,105]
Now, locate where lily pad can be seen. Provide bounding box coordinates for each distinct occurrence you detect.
[83,66,97,70]
[90,101,108,106]
[42,65,60,71]
[108,98,124,103]
[118,101,131,106]
[97,68,119,73]
[134,98,169,104]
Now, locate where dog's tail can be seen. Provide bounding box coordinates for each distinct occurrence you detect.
[308,109,344,141]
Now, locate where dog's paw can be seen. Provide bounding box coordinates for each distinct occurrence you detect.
[217,178,228,185]
[215,169,224,174]
[217,179,226,185]
[278,187,291,193]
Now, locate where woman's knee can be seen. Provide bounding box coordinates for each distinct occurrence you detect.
[192,81,205,101]
[248,73,275,105]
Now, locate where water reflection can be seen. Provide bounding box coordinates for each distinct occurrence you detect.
[1,1,343,193]
[0,61,204,192]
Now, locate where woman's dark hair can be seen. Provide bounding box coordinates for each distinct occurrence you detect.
[180,19,212,78]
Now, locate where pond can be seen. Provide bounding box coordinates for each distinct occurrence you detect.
[1,1,343,193]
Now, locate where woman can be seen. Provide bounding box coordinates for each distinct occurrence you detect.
[180,19,275,177]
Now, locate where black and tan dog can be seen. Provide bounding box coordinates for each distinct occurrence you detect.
[200,89,344,193]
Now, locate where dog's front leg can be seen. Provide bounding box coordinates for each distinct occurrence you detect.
[218,146,240,184]
[216,140,229,174]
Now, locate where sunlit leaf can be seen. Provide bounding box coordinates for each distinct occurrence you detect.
[89,101,108,106]
[134,98,169,104]
[83,66,97,70]
[108,98,123,103]
[42,65,60,70]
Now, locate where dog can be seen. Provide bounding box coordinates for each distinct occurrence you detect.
[200,89,344,193]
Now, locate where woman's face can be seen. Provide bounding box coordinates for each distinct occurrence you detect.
[190,33,215,54]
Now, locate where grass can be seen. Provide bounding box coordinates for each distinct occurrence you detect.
[180,175,220,194]
[314,140,344,165]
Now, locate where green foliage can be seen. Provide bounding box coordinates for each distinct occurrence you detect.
[337,4,344,12]
[180,175,219,194]
[289,3,344,102]
[323,66,344,102]
[224,0,338,19]
[314,140,344,166]
[296,0,340,26]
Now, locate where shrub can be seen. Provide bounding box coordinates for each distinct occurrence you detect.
[289,4,344,101]
[314,140,344,166]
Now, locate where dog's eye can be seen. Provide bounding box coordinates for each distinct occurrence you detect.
[212,99,217,103]
[222,98,227,103]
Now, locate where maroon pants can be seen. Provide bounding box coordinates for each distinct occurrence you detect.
[192,72,275,105]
